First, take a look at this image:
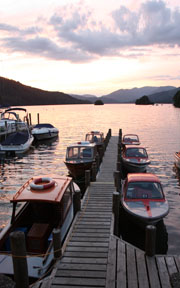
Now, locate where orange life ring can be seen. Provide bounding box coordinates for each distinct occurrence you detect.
[30,177,55,190]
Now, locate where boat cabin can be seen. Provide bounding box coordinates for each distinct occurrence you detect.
[0,175,77,255]
[85,131,104,145]
[66,141,97,161]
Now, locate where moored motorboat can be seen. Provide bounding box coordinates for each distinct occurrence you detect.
[0,127,34,156]
[174,152,180,169]
[122,134,140,146]
[64,141,97,179]
[122,145,150,172]
[0,107,33,156]
[31,123,59,141]
[0,175,80,280]
[121,173,169,227]
[0,108,29,141]
[85,131,104,146]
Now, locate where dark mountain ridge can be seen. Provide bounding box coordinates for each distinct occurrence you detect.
[0,77,91,106]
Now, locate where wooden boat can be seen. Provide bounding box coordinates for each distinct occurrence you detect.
[122,145,150,172]
[174,152,180,169]
[121,173,169,227]
[122,134,140,146]
[0,175,80,280]
[64,141,97,178]
[31,123,59,141]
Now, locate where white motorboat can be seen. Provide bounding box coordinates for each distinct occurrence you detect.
[122,145,150,172]
[0,108,33,156]
[31,123,59,141]
[121,173,169,227]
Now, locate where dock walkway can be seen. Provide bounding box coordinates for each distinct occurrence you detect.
[33,135,180,288]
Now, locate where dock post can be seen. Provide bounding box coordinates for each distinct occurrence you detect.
[145,225,156,256]
[119,128,122,144]
[114,171,121,192]
[37,113,40,124]
[85,170,91,188]
[113,191,120,236]
[29,113,32,126]
[53,228,62,260]
[73,189,81,215]
[10,231,29,288]
[96,153,100,170]
[91,162,97,182]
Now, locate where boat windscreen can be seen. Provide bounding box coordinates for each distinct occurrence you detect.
[126,181,164,199]
[126,148,147,158]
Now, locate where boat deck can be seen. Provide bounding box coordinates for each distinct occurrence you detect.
[32,134,180,288]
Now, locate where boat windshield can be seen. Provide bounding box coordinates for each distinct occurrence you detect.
[126,181,164,199]
[124,135,138,142]
[67,147,92,159]
[86,134,102,144]
[125,148,147,158]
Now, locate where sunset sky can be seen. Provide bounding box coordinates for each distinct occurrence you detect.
[0,0,180,96]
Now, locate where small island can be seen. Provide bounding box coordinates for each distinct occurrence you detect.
[135,95,154,105]
[94,99,104,105]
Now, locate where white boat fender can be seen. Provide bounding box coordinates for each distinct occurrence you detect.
[30,177,55,190]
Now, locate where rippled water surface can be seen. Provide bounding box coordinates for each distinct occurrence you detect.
[0,104,180,254]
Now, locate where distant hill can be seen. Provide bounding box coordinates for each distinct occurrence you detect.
[72,86,179,104]
[100,86,177,103]
[0,77,91,106]
[70,94,97,103]
[148,87,180,103]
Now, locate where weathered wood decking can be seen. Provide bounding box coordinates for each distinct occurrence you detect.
[32,135,180,288]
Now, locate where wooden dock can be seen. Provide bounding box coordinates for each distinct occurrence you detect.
[32,134,180,288]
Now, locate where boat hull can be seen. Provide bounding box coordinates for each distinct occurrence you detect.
[121,199,169,228]
[64,161,93,178]
[122,158,150,172]
[0,135,34,156]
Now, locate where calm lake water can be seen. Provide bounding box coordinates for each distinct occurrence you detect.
[0,103,180,254]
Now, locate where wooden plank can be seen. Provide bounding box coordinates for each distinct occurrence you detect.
[72,232,110,237]
[63,251,108,258]
[136,249,149,288]
[70,236,110,242]
[105,235,116,288]
[66,241,109,247]
[74,229,110,233]
[174,255,180,271]
[146,256,161,288]
[156,256,172,288]
[57,263,107,271]
[66,246,108,252]
[55,270,106,278]
[165,256,178,275]
[116,238,126,288]
[126,244,138,288]
[52,276,106,286]
[60,257,107,264]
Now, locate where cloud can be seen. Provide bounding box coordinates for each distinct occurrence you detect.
[1,0,180,62]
